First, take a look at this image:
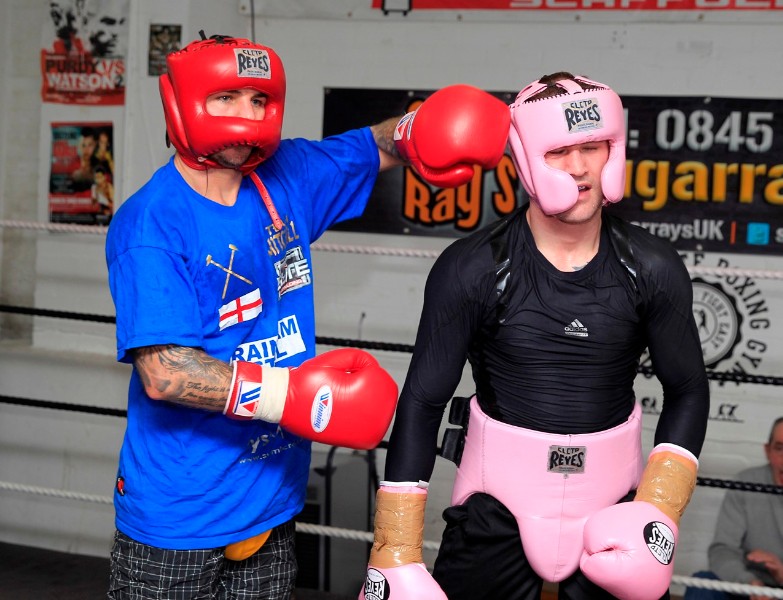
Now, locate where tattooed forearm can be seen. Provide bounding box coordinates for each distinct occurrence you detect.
[371,117,403,160]
[133,345,232,411]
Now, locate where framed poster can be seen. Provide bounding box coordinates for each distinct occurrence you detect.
[148,24,181,77]
[49,122,115,225]
[40,0,129,105]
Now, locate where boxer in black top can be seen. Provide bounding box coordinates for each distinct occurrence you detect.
[360,73,709,600]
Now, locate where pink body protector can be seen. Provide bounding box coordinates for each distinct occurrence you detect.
[451,397,644,582]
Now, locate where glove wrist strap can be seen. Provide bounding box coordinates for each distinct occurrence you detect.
[224,361,289,421]
[392,111,416,162]
[369,487,426,568]
[634,445,698,525]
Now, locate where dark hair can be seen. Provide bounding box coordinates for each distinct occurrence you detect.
[80,127,97,140]
[527,72,603,102]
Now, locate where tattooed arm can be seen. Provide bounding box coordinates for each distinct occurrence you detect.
[132,345,231,411]
[371,117,405,172]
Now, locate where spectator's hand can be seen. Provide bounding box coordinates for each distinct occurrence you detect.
[748,578,773,600]
[747,549,783,584]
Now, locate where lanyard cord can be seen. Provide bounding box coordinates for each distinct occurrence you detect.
[248,171,283,231]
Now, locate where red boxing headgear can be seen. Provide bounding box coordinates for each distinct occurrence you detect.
[159,34,286,174]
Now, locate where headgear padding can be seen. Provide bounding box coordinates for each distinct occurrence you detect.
[159,35,286,175]
[508,76,626,215]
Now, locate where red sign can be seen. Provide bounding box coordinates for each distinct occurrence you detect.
[373,0,782,8]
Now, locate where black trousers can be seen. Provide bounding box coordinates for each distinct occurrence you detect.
[432,493,670,600]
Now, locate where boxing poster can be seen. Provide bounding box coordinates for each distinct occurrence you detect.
[323,88,783,257]
[48,121,115,225]
[40,0,129,105]
[147,24,181,77]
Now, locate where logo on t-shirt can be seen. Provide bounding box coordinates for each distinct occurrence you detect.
[219,288,263,330]
[564,318,588,337]
[206,244,254,300]
[275,246,311,298]
[231,314,306,366]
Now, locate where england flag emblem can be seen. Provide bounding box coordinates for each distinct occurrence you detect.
[219,288,262,330]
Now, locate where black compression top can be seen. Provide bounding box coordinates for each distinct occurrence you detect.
[385,206,710,483]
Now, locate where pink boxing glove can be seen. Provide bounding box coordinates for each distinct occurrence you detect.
[394,84,510,188]
[581,445,699,599]
[580,501,677,600]
[358,484,446,600]
[360,564,447,600]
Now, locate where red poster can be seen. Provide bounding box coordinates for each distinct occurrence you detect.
[40,0,129,105]
[373,0,782,9]
[49,122,115,226]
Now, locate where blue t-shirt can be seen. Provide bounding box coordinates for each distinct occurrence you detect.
[105,128,379,549]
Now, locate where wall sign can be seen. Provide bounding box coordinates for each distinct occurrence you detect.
[324,88,783,255]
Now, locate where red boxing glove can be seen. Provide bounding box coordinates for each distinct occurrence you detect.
[394,84,511,188]
[225,348,398,450]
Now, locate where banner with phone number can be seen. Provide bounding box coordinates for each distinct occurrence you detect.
[324,88,783,256]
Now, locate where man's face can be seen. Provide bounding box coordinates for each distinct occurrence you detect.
[765,422,783,486]
[205,88,268,169]
[543,140,610,223]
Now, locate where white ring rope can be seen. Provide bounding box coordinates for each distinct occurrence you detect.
[3,219,783,280]
[1,479,782,597]
[0,480,113,505]
[1,219,110,236]
[675,575,783,598]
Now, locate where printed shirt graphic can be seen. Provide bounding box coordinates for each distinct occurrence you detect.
[219,288,263,330]
[105,129,379,549]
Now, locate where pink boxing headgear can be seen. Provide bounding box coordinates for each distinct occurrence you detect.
[508,76,626,215]
[159,34,286,175]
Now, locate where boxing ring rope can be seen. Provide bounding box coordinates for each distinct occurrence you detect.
[4,218,783,597]
[3,387,783,598]
[3,218,783,280]
[0,476,782,598]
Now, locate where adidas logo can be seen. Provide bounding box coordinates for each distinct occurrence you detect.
[564,319,588,337]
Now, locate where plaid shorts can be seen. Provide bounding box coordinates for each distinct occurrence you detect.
[108,520,297,599]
